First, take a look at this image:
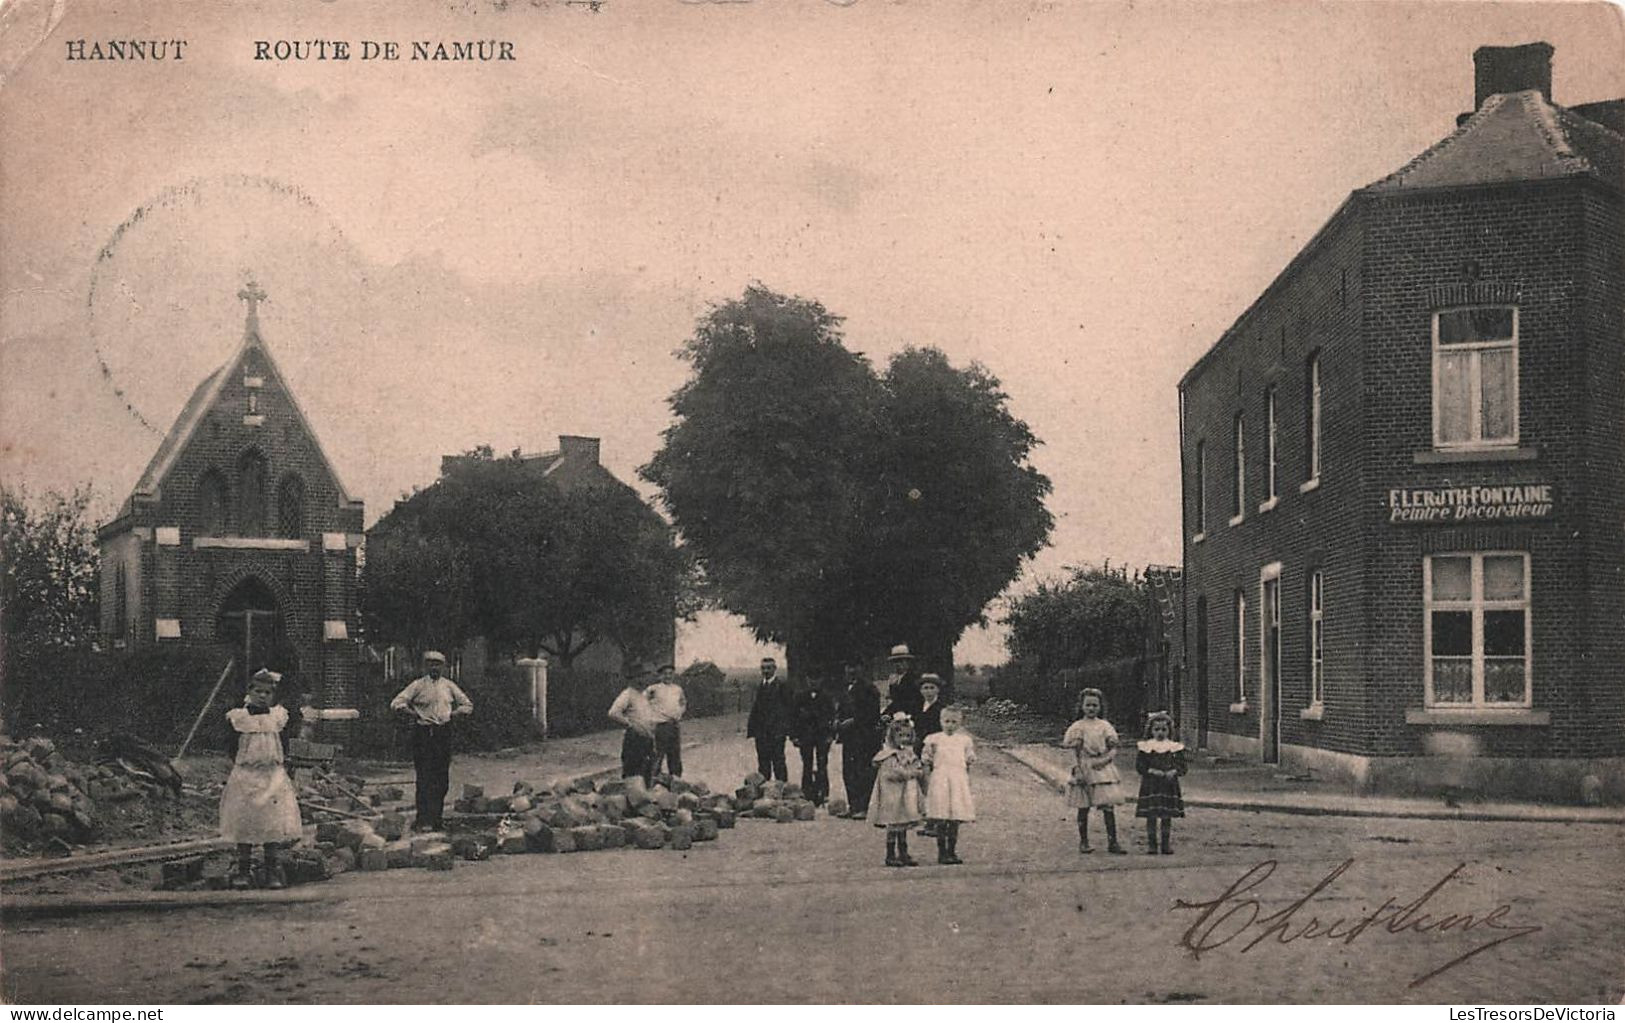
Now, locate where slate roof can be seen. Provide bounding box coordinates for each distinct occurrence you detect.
[1367,89,1623,193]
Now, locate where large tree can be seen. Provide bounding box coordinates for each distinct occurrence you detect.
[643,286,1052,677]
[642,286,887,673]
[865,346,1054,676]
[1,485,101,651]
[363,452,691,668]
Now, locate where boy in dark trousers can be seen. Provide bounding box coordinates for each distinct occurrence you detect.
[792,675,839,805]
[836,665,882,817]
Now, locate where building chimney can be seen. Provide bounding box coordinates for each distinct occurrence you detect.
[558,435,600,465]
[1474,42,1553,109]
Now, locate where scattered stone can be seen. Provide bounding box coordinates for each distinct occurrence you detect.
[669,825,694,851]
[828,799,849,817]
[462,784,484,801]
[359,848,390,871]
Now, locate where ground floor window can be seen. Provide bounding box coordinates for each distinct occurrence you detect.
[1308,569,1323,706]
[1424,552,1531,707]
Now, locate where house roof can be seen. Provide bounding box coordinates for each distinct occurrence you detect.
[118,308,359,516]
[1366,89,1623,193]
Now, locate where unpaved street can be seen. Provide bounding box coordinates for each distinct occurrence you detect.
[3,717,1621,1004]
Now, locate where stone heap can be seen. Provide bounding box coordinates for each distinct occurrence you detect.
[0,736,113,851]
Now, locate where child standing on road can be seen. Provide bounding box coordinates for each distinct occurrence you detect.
[920,706,975,864]
[1135,710,1187,854]
[220,668,304,889]
[1061,688,1127,854]
[868,713,925,867]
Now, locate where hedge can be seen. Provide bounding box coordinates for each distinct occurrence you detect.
[986,655,1146,733]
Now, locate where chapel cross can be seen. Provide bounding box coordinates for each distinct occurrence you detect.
[238,278,267,340]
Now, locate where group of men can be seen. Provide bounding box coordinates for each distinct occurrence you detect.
[745,644,942,818]
[388,645,942,833]
[607,662,688,785]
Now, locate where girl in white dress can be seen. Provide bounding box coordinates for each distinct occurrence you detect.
[220,669,304,888]
[920,706,975,864]
[1061,688,1127,854]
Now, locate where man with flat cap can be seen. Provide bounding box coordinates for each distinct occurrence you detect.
[608,662,660,785]
[645,662,687,779]
[746,656,792,782]
[391,650,474,832]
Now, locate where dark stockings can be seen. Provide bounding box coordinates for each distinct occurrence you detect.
[886,828,917,866]
[1079,808,1125,853]
[1145,818,1174,853]
[935,820,963,863]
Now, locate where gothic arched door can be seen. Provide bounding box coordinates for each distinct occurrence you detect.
[215,577,297,691]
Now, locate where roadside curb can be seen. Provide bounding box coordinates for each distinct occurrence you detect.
[2,887,332,920]
[998,746,1625,826]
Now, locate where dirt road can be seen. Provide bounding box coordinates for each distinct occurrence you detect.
[3,716,1619,1003]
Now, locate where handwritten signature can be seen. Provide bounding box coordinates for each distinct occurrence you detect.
[1173,859,1542,988]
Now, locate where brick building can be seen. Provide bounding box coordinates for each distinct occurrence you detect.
[376,436,677,683]
[98,283,365,714]
[1177,44,1623,801]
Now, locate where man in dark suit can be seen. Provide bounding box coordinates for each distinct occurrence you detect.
[746,656,791,781]
[835,664,883,817]
[881,643,924,721]
[791,674,839,805]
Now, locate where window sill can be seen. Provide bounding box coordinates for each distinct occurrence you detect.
[1299,704,1324,721]
[1191,532,1205,545]
[1228,701,1249,715]
[1257,496,1279,514]
[1413,446,1538,465]
[1299,477,1321,494]
[1405,707,1550,726]
[1227,513,1245,528]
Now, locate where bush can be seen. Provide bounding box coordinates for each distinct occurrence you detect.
[2,643,239,756]
[988,655,1145,733]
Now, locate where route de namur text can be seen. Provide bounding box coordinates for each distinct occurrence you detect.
[64,39,517,61]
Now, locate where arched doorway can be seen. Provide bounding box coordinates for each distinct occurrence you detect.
[215,577,297,691]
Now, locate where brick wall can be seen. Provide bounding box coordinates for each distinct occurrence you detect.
[1180,177,1625,764]
[99,335,364,710]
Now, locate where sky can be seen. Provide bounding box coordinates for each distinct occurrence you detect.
[2,0,1621,668]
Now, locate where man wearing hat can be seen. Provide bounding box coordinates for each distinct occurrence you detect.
[607,662,660,786]
[390,651,474,832]
[645,662,687,779]
[746,656,792,782]
[881,644,924,721]
[835,664,883,817]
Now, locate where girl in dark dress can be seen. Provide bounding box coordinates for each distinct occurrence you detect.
[1134,711,1187,855]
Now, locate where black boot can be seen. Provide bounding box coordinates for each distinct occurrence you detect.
[897,833,918,867]
[945,822,963,864]
[1146,819,1159,854]
[1160,819,1174,855]
[885,831,900,866]
[936,827,951,864]
[1078,812,1092,853]
[1104,809,1127,854]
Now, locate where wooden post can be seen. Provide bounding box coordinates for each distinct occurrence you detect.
[176,659,235,759]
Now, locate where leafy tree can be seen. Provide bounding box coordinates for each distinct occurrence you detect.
[1,485,101,651]
[363,452,692,669]
[865,347,1054,677]
[643,286,1052,678]
[1002,563,1151,678]
[642,285,888,673]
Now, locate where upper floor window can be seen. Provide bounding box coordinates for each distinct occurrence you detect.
[1231,413,1246,522]
[1306,353,1321,482]
[1264,386,1278,503]
[1434,306,1517,449]
[1193,440,1206,535]
[197,470,228,536]
[277,474,305,539]
[1424,552,1531,708]
[238,451,268,537]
